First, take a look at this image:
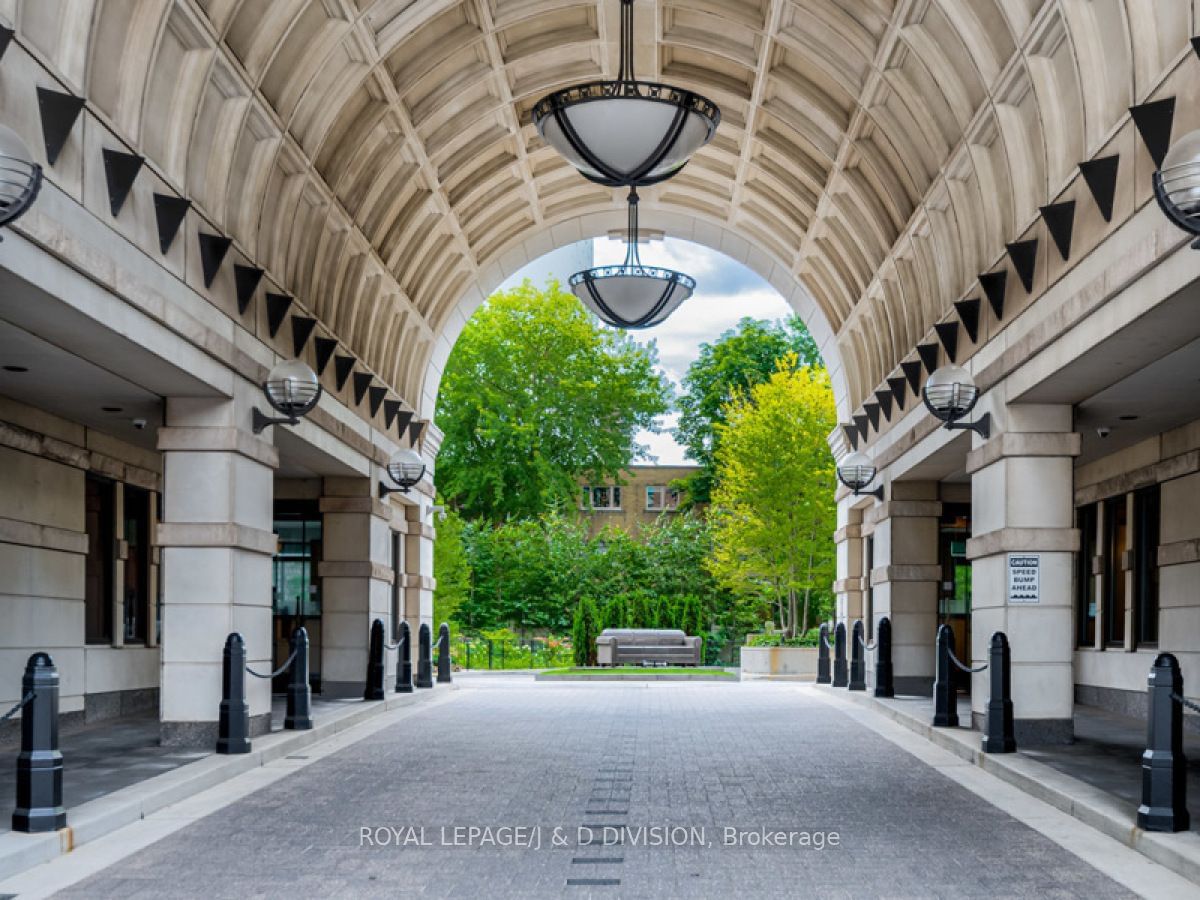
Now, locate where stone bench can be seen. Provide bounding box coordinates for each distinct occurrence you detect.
[595,628,702,667]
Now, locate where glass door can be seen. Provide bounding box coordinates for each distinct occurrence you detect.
[272,501,322,692]
[938,503,972,695]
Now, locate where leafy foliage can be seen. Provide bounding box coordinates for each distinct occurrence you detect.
[434,279,672,521]
[707,357,837,639]
[572,598,601,666]
[675,316,821,503]
[432,509,471,630]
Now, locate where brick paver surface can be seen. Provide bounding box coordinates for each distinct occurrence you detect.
[58,677,1133,899]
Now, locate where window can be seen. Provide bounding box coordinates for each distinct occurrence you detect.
[391,530,404,641]
[1076,503,1097,648]
[645,486,679,511]
[85,474,114,645]
[582,486,621,510]
[1133,485,1160,647]
[123,484,150,643]
[1103,495,1128,646]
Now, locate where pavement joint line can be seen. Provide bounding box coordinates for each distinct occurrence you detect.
[566,878,620,886]
[805,684,1200,899]
[571,857,624,864]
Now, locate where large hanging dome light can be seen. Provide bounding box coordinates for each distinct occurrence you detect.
[1154,129,1200,248]
[571,189,695,329]
[532,0,720,188]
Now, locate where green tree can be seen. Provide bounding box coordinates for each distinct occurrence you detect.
[432,508,471,629]
[435,279,672,521]
[675,316,821,502]
[571,597,600,666]
[707,357,837,639]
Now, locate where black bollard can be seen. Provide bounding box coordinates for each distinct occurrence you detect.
[437,624,452,684]
[932,624,959,727]
[982,632,1015,754]
[416,623,434,689]
[832,622,848,688]
[217,633,251,754]
[364,619,386,701]
[285,627,312,730]
[848,620,866,691]
[1137,653,1190,832]
[816,623,831,684]
[396,621,413,693]
[11,652,66,833]
[874,617,894,698]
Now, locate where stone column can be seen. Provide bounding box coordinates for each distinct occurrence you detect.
[319,477,395,697]
[156,398,277,746]
[833,500,865,625]
[403,501,435,633]
[966,404,1079,743]
[865,483,941,695]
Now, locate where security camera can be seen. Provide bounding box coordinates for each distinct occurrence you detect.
[132,418,148,430]
[1096,426,1111,439]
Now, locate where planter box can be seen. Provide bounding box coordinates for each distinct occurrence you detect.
[739,646,819,679]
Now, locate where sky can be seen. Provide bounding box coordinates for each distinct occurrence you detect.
[501,237,793,465]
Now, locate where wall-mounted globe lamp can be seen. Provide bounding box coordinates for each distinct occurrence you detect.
[0,125,43,237]
[379,448,426,498]
[531,0,719,188]
[922,365,990,438]
[570,188,694,329]
[252,359,322,433]
[836,451,882,500]
[1153,129,1200,248]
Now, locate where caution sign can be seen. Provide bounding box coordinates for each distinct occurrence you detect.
[1008,554,1040,604]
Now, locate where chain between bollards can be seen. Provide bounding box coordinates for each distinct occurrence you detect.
[0,691,34,722]
[946,645,989,674]
[857,633,877,652]
[1171,692,1200,715]
[245,648,298,680]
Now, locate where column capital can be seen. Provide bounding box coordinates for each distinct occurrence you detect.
[155,521,277,555]
[157,426,279,469]
[318,560,395,583]
[865,500,941,525]
[870,564,941,585]
[318,495,393,520]
[833,523,862,543]
[966,527,1080,560]
[965,432,1080,475]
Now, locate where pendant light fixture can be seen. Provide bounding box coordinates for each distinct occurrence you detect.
[570,188,695,329]
[532,0,720,188]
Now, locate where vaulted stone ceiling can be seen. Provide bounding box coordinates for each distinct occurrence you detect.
[15,0,1194,418]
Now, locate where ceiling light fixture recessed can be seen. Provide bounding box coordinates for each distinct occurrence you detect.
[1118,415,1139,421]
[2,365,28,372]
[102,406,123,413]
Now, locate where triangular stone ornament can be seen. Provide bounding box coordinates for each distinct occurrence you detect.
[1079,156,1120,223]
[36,87,85,166]
[953,298,981,344]
[1191,36,1200,59]
[0,25,14,62]
[313,338,338,376]
[917,342,940,374]
[875,389,893,421]
[1039,201,1076,261]
[383,400,402,429]
[853,414,870,442]
[842,423,859,451]
[901,360,923,394]
[265,293,292,338]
[368,385,387,417]
[334,355,355,391]
[394,410,414,437]
[101,148,143,217]
[152,194,190,254]
[233,265,264,315]
[198,233,232,288]
[979,271,1007,321]
[886,376,908,409]
[863,402,880,432]
[291,316,317,358]
[1130,97,1175,169]
[934,322,959,363]
[408,420,427,449]
[352,372,372,406]
[1006,240,1038,294]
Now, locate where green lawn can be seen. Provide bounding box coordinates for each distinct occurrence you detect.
[539,666,736,678]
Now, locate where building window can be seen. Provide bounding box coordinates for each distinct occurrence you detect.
[645,486,679,511]
[1076,503,1097,648]
[123,484,150,644]
[1103,495,1128,647]
[582,486,621,510]
[1133,485,1160,647]
[85,474,115,645]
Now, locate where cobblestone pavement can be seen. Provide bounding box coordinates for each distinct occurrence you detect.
[57,677,1135,899]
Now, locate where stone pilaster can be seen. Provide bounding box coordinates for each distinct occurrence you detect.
[864,483,941,695]
[833,502,865,625]
[966,405,1080,743]
[156,398,277,746]
[319,477,396,698]
[403,501,435,633]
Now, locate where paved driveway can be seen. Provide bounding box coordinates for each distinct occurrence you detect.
[56,676,1135,899]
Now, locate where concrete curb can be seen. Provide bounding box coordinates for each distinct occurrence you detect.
[534,672,738,682]
[0,686,453,882]
[822,686,1200,885]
